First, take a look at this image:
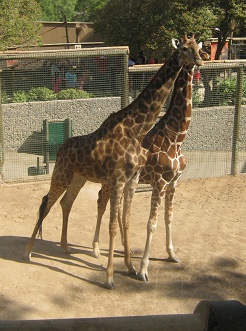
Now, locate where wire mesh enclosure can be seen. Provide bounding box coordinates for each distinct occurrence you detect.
[129,61,246,180]
[0,47,129,182]
[0,49,245,183]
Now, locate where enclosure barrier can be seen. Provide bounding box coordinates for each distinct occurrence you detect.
[0,300,245,331]
[0,48,245,183]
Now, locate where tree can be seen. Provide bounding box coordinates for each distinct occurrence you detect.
[93,0,246,60]
[75,0,108,21]
[93,0,216,59]
[37,0,78,21]
[210,0,246,59]
[0,0,42,50]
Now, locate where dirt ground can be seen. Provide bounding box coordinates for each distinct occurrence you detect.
[0,175,245,321]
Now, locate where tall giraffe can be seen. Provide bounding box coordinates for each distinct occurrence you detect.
[25,34,204,290]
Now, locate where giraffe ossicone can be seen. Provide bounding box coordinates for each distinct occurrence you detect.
[24,33,206,290]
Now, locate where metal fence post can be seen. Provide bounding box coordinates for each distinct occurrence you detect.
[0,71,4,181]
[121,51,129,109]
[231,64,244,175]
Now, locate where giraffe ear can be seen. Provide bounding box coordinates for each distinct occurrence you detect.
[172,38,180,49]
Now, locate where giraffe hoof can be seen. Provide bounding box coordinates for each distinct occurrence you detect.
[23,251,31,262]
[105,282,115,290]
[167,256,180,263]
[93,243,101,258]
[128,266,137,277]
[137,273,149,282]
[61,244,71,254]
[93,251,101,259]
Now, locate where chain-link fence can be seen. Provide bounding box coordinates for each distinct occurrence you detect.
[0,48,245,183]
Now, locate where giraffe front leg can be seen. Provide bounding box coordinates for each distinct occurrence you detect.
[92,183,110,258]
[122,178,139,276]
[138,185,165,281]
[165,182,179,263]
[105,184,124,290]
[137,221,155,281]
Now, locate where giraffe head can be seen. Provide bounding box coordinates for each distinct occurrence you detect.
[172,33,206,67]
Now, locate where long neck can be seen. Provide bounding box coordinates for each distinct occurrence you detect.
[123,51,183,142]
[147,64,194,144]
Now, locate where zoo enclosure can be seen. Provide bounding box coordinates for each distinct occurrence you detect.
[0,47,245,183]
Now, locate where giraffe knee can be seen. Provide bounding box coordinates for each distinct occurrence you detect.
[147,221,157,233]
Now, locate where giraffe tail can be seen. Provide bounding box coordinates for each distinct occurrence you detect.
[37,194,49,239]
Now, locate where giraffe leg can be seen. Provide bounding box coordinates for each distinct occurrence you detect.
[165,182,179,263]
[117,194,124,248]
[60,174,87,253]
[24,184,67,260]
[24,160,75,260]
[122,178,139,276]
[138,184,166,281]
[105,182,124,290]
[92,183,110,258]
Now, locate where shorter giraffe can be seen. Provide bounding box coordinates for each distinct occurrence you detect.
[25,34,205,289]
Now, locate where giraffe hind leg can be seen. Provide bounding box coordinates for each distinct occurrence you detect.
[60,175,87,253]
[24,194,49,260]
[24,184,67,260]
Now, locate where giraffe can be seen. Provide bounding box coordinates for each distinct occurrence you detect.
[24,33,205,290]
[91,48,210,267]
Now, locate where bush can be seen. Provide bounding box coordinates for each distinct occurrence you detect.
[1,92,10,104]
[56,88,93,100]
[214,76,246,106]
[12,90,27,103]
[26,87,56,101]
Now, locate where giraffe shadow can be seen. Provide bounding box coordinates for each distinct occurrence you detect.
[0,236,145,289]
[0,235,108,289]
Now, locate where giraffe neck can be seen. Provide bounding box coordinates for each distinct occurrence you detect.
[149,63,194,144]
[124,50,183,142]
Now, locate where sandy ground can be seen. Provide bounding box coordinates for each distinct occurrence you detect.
[0,175,245,321]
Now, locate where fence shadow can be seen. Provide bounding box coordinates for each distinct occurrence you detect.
[18,131,43,155]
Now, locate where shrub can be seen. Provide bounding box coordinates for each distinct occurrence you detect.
[1,92,10,104]
[26,87,56,101]
[12,90,27,103]
[214,76,246,106]
[56,88,93,100]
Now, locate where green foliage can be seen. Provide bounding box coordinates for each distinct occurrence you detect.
[207,1,246,59]
[0,0,42,50]
[26,87,56,102]
[37,0,78,21]
[192,86,202,108]
[1,92,10,104]
[94,0,246,59]
[12,91,27,103]
[1,87,94,104]
[94,1,216,59]
[56,88,93,100]
[75,0,108,21]
[214,75,246,105]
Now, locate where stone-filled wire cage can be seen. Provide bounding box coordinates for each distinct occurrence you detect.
[0,47,129,182]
